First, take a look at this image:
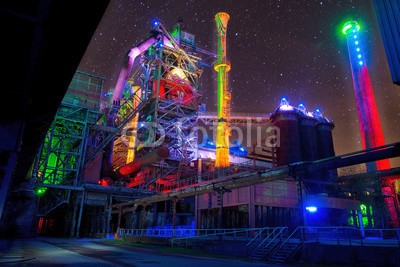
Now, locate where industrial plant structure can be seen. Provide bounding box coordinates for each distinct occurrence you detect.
[4,14,398,238]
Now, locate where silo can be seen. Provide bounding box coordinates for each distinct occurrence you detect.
[298,105,320,190]
[298,104,319,162]
[314,110,337,183]
[270,99,302,166]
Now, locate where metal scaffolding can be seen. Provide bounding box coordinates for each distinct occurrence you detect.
[108,23,209,190]
[31,20,214,236]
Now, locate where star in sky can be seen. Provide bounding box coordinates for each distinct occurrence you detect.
[79,0,400,166]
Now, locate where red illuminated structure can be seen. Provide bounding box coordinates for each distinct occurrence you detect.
[343,21,389,171]
[343,21,398,227]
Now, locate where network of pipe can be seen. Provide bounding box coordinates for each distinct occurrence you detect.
[100,12,232,190]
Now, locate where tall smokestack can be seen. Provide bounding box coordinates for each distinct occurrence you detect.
[343,21,398,227]
[342,21,389,171]
[214,12,231,168]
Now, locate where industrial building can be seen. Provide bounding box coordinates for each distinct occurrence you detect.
[1,11,399,241]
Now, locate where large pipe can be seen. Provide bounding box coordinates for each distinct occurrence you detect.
[118,145,169,176]
[112,35,172,107]
[214,12,231,168]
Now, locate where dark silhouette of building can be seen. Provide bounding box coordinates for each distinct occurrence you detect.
[373,0,400,85]
[0,0,110,237]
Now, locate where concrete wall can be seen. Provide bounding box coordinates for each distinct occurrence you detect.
[301,242,400,265]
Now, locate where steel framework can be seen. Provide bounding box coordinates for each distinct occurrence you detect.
[32,72,105,217]
[106,22,210,190]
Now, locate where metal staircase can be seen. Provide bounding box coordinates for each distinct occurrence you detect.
[246,227,288,260]
[85,98,146,164]
[267,226,303,263]
[37,189,70,216]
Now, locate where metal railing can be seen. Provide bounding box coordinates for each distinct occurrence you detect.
[270,226,400,262]
[119,227,266,244]
[170,227,265,248]
[302,226,362,245]
[364,228,400,246]
[304,227,400,247]
[265,226,400,263]
[247,227,288,259]
[246,227,284,254]
[118,226,400,254]
[267,226,304,262]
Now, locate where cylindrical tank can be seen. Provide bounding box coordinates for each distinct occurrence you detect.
[315,112,337,183]
[316,120,335,159]
[270,103,302,166]
[298,110,320,188]
[299,114,319,161]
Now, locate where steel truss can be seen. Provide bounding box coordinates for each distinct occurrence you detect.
[34,104,101,187]
[110,31,208,190]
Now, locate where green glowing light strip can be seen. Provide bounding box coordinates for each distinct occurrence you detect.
[342,21,360,35]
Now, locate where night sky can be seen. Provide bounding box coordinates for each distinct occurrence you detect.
[78,0,400,167]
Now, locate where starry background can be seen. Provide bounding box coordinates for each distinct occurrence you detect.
[78,0,400,167]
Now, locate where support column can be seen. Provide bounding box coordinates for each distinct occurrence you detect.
[296,176,306,241]
[70,192,78,237]
[117,207,122,230]
[76,190,85,238]
[0,152,17,222]
[218,190,223,229]
[140,204,147,229]
[249,186,255,228]
[152,203,158,227]
[106,195,112,236]
[297,178,305,227]
[194,195,198,229]
[172,198,177,237]
[358,210,365,238]
[102,208,106,237]
[164,201,168,225]
[132,210,136,229]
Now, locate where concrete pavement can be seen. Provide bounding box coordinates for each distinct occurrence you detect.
[0,238,291,266]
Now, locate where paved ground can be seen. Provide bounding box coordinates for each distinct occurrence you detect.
[0,238,292,266]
